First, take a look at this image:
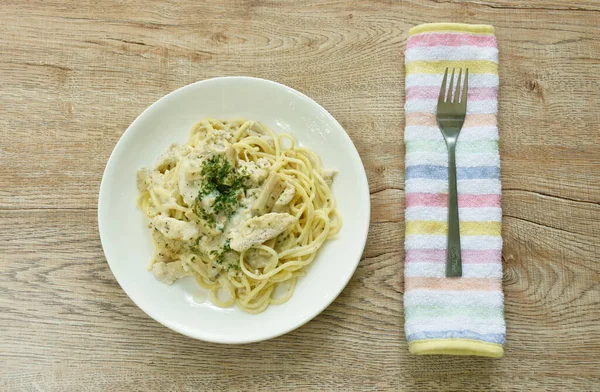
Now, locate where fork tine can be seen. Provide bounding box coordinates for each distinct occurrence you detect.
[454,68,463,104]
[461,68,469,107]
[438,68,449,105]
[447,68,455,102]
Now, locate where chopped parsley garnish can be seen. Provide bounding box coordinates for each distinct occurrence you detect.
[210,239,231,265]
[193,154,248,224]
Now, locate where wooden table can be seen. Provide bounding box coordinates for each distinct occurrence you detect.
[2,1,599,391]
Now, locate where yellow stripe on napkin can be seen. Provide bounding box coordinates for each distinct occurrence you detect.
[406,221,501,236]
[409,338,504,358]
[406,60,498,75]
[409,23,495,36]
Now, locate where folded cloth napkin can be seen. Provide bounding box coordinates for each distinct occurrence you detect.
[403,23,505,358]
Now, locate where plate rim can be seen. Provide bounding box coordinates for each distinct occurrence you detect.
[98,76,371,343]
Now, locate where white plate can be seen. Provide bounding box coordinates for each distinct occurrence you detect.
[98,77,370,343]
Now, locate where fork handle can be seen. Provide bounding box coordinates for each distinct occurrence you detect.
[446,142,462,277]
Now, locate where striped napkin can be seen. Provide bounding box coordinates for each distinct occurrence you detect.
[403,23,505,358]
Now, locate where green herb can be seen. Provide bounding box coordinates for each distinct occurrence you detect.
[209,249,220,263]
[210,239,232,265]
[198,209,215,226]
[193,155,248,224]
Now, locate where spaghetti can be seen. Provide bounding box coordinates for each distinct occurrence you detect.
[137,119,341,313]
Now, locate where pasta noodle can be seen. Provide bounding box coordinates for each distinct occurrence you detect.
[137,119,341,313]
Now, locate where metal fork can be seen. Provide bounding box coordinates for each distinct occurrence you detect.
[437,67,468,278]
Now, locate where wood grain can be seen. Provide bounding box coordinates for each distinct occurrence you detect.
[1,1,599,391]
